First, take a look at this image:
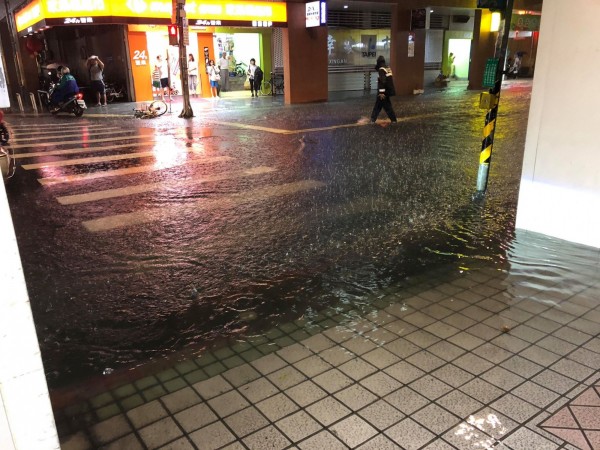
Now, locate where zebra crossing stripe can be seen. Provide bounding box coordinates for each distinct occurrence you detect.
[82,179,325,232]
[9,135,157,150]
[12,141,156,159]
[56,166,276,205]
[23,149,177,170]
[12,129,137,143]
[38,156,234,186]
[10,126,121,137]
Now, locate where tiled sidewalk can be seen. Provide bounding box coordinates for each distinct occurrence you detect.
[59,261,600,450]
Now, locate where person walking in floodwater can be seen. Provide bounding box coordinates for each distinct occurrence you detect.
[371,55,397,124]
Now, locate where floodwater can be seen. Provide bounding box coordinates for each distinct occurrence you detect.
[6,82,596,392]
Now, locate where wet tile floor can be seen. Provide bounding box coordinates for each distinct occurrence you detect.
[58,256,600,450]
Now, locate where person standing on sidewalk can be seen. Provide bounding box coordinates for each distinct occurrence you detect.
[219,52,229,92]
[87,56,107,107]
[370,55,397,124]
[247,58,258,97]
[188,54,198,97]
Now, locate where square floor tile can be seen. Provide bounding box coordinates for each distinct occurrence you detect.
[481,366,526,391]
[403,311,437,328]
[412,403,461,435]
[335,384,378,411]
[383,319,418,337]
[193,375,233,400]
[500,355,544,378]
[365,327,398,344]
[127,400,168,429]
[256,393,299,422]
[551,358,595,381]
[537,336,577,356]
[90,414,131,445]
[512,381,560,408]
[139,416,183,449]
[277,343,314,364]
[384,361,425,384]
[360,372,402,397]
[319,346,356,366]
[384,338,421,359]
[224,406,269,438]
[384,387,429,415]
[357,434,403,449]
[427,341,466,363]
[421,439,457,450]
[293,354,333,378]
[405,351,445,373]
[431,364,474,388]
[362,348,400,370]
[409,375,453,401]
[424,322,461,340]
[532,370,578,395]
[467,408,519,439]
[508,324,546,343]
[459,378,504,404]
[298,430,347,450]
[222,364,262,388]
[301,334,337,353]
[436,390,484,418]
[385,418,435,450]
[472,343,513,365]
[330,415,378,448]
[447,332,485,351]
[174,402,218,433]
[313,369,354,394]
[306,396,351,427]
[268,366,307,390]
[339,358,378,381]
[553,326,592,346]
[238,377,279,403]
[359,400,405,431]
[569,348,600,369]
[442,313,478,331]
[519,346,562,367]
[208,390,250,418]
[285,380,327,408]
[502,426,560,450]
[491,394,541,423]
[250,354,288,375]
[161,387,202,414]
[189,421,236,450]
[453,353,494,376]
[404,330,441,349]
[276,410,322,443]
[243,425,291,450]
[341,336,379,356]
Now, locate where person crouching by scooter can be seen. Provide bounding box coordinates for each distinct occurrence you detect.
[50,67,79,111]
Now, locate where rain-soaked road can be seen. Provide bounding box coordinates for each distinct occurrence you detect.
[4,82,532,389]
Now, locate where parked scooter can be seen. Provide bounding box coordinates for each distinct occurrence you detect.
[40,82,87,117]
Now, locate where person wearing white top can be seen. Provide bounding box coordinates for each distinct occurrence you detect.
[247,58,257,97]
[219,52,229,92]
[207,59,220,98]
[188,54,198,97]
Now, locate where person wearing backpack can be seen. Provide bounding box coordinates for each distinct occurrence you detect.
[371,55,397,123]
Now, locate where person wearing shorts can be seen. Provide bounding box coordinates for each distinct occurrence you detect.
[207,59,220,98]
[155,55,169,100]
[87,55,106,106]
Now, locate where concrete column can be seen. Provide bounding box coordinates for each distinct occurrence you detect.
[282,2,328,104]
[0,181,60,450]
[516,0,600,249]
[390,6,425,95]
[468,9,496,90]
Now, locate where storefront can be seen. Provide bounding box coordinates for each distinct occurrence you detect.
[14,0,285,100]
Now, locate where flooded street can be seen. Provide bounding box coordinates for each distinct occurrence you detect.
[6,83,532,389]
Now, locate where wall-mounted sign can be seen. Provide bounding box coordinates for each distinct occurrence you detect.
[15,0,287,35]
[306,1,326,28]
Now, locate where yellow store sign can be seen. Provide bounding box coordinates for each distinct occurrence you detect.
[15,0,287,33]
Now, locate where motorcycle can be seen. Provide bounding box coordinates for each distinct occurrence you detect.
[40,82,87,117]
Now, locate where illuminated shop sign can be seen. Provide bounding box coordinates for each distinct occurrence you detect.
[306,0,326,28]
[15,0,287,34]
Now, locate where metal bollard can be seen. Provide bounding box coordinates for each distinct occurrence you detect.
[29,92,38,114]
[15,93,24,113]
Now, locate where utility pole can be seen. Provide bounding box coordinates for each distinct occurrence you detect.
[475,0,514,195]
[173,0,193,118]
[4,0,26,97]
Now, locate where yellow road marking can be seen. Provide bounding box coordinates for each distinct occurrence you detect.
[10,135,156,150]
[57,166,276,205]
[83,179,324,232]
[38,155,234,186]
[13,141,156,159]
[209,113,442,135]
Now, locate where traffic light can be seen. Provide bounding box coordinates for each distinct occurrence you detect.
[477,0,507,10]
[168,24,178,46]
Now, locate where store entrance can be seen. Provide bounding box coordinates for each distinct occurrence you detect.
[213,32,262,92]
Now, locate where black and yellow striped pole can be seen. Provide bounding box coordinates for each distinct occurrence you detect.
[476,0,514,194]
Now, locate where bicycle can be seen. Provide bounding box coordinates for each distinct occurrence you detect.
[104,82,126,103]
[260,72,284,96]
[133,100,168,119]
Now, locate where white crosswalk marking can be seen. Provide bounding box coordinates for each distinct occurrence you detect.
[56,166,277,205]
[82,180,325,232]
[12,141,157,159]
[10,126,122,137]
[10,135,155,149]
[11,129,137,142]
[38,156,234,186]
